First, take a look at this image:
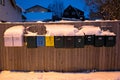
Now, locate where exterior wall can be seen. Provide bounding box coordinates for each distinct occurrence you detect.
[0,0,22,22]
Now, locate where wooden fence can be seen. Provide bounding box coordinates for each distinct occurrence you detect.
[0,21,120,72]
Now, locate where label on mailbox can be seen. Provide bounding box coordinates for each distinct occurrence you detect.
[45,36,54,46]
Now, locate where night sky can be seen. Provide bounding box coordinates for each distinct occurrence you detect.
[16,0,89,19]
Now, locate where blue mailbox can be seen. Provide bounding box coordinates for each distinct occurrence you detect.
[37,36,45,47]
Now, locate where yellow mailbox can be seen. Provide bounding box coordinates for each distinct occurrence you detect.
[45,36,54,46]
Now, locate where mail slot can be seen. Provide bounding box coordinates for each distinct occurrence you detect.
[45,36,54,47]
[37,36,45,47]
[94,36,104,47]
[104,36,116,47]
[54,36,64,48]
[26,36,37,48]
[85,35,94,45]
[64,36,74,48]
[74,36,84,48]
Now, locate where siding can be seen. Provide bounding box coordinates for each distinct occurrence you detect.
[0,0,22,22]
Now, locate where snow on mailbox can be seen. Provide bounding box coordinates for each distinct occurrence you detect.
[45,24,75,47]
[4,25,25,47]
[4,28,13,47]
[81,26,102,45]
[101,30,116,47]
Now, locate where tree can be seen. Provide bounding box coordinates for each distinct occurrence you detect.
[48,0,64,19]
[85,0,120,20]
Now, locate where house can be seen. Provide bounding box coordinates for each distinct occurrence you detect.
[25,5,51,13]
[24,5,52,21]
[63,5,85,21]
[0,0,23,22]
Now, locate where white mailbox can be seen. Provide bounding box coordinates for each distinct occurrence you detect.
[4,25,25,47]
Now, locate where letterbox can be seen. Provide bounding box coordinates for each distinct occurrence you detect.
[4,35,13,47]
[94,35,104,47]
[85,35,94,45]
[45,36,54,47]
[54,36,64,48]
[74,36,84,48]
[104,36,116,47]
[37,35,45,47]
[64,36,74,48]
[26,36,37,48]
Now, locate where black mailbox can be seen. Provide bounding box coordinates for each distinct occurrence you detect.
[104,36,116,47]
[74,36,84,48]
[54,36,64,48]
[64,36,74,48]
[26,36,37,48]
[85,35,94,45]
[94,36,105,47]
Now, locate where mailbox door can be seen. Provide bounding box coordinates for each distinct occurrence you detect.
[74,36,84,48]
[45,36,54,47]
[26,36,37,48]
[13,35,23,47]
[64,36,74,48]
[104,36,116,47]
[85,35,94,45]
[54,36,64,48]
[94,36,104,47]
[37,36,45,47]
[4,36,13,47]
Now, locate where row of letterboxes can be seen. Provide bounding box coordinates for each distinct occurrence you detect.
[25,35,116,48]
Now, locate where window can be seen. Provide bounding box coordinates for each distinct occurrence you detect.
[0,0,5,5]
[72,12,76,15]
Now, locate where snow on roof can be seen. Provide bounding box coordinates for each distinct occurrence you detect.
[45,24,76,36]
[4,25,25,36]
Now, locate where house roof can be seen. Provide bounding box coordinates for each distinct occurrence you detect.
[65,5,84,14]
[25,5,51,13]
[63,5,85,20]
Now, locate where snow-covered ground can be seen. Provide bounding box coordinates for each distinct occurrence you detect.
[0,71,120,80]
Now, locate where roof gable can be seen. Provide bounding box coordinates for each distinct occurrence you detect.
[63,5,85,20]
[65,5,84,13]
[25,5,50,13]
